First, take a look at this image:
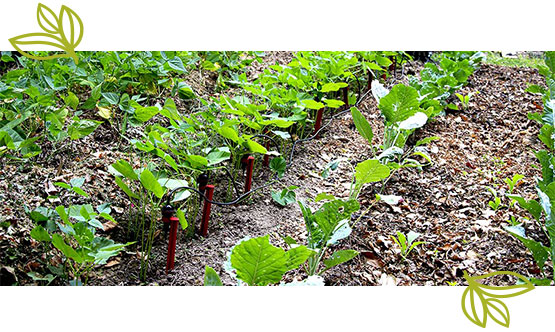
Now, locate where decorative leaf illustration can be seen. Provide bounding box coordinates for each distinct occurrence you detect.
[58,5,84,48]
[9,3,84,63]
[461,271,534,328]
[461,286,487,328]
[485,298,510,327]
[37,3,60,34]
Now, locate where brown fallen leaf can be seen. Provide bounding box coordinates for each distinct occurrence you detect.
[102,221,117,232]
[105,257,121,268]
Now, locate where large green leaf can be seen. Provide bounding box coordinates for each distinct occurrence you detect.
[355,159,390,185]
[323,249,359,269]
[545,51,555,75]
[114,176,139,199]
[245,139,267,154]
[313,199,359,246]
[168,57,186,74]
[30,226,51,242]
[378,84,420,124]
[204,266,223,286]
[68,119,102,140]
[111,160,138,180]
[230,235,288,286]
[507,195,542,221]
[51,234,83,263]
[176,208,188,230]
[301,99,324,110]
[185,155,208,168]
[321,82,348,93]
[284,246,315,270]
[219,126,240,142]
[504,225,550,271]
[351,106,373,145]
[140,169,164,199]
[134,106,159,123]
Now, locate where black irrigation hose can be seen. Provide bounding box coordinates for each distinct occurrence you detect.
[165,78,374,207]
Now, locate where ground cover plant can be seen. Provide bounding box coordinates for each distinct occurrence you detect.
[1,50,552,286]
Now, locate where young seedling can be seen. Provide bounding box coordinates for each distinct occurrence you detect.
[486,186,502,211]
[507,215,522,226]
[391,231,426,261]
[455,91,478,110]
[54,177,89,198]
[504,174,524,194]
[271,185,298,207]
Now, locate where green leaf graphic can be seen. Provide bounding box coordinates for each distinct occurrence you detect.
[461,271,534,328]
[9,3,84,63]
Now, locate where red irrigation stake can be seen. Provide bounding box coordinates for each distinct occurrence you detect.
[244,156,255,194]
[313,108,324,137]
[343,86,349,108]
[200,185,215,237]
[162,205,179,273]
[263,141,270,167]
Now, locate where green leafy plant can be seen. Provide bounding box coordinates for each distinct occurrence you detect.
[205,235,315,286]
[296,194,360,276]
[390,230,426,260]
[504,174,524,194]
[110,159,190,281]
[455,91,479,110]
[271,185,298,206]
[29,202,130,285]
[54,177,89,197]
[486,186,502,211]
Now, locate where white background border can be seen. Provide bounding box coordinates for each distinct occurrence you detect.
[1,1,554,331]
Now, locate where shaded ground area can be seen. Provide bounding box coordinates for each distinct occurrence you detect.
[1,55,548,286]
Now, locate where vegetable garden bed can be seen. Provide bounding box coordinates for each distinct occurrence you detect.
[0,51,552,286]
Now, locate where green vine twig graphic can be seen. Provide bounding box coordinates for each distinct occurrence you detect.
[9,3,84,63]
[461,271,534,328]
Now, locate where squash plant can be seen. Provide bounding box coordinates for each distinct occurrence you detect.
[204,235,315,286]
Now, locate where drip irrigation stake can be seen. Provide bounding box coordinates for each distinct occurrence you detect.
[244,156,255,194]
[162,205,179,273]
[367,70,373,90]
[240,154,251,170]
[200,185,215,237]
[313,108,324,138]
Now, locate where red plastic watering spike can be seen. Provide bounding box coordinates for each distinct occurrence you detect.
[165,215,179,273]
[313,108,324,137]
[162,205,179,273]
[200,185,215,237]
[244,156,254,194]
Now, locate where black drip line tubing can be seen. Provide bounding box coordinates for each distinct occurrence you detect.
[165,80,374,208]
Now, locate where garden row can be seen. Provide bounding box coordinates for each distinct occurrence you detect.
[501,51,555,285]
[0,51,482,285]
